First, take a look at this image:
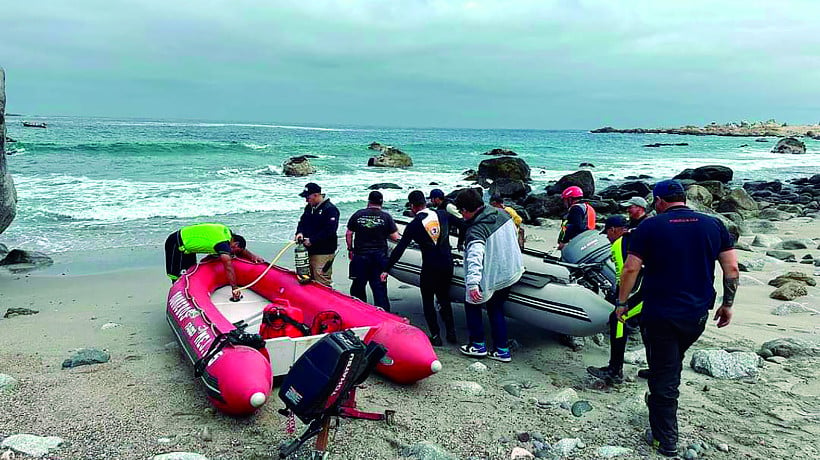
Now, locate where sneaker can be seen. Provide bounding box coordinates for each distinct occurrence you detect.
[429,334,443,347]
[586,366,624,385]
[488,348,511,363]
[644,429,677,457]
[459,343,488,358]
[445,331,458,344]
[637,368,651,379]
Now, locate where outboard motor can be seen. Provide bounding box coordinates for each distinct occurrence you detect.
[560,230,617,297]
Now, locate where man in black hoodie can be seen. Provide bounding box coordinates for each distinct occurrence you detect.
[295,183,340,286]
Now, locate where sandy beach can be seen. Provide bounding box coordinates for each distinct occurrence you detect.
[1,216,818,460]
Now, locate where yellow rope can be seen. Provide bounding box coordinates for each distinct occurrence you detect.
[237,240,297,291]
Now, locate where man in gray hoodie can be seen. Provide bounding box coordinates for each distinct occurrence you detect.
[454,189,524,362]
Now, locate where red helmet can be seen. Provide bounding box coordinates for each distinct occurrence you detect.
[561,186,584,199]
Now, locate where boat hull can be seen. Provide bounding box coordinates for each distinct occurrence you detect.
[388,230,614,337]
[167,258,440,415]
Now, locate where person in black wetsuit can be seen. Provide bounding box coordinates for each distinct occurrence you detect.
[382,190,458,346]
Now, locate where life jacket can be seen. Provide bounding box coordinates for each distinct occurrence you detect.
[179,223,232,254]
[558,203,596,242]
[259,299,310,340]
[610,233,644,338]
[311,311,343,335]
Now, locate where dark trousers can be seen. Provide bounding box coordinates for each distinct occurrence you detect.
[164,231,196,281]
[607,310,640,373]
[464,286,511,350]
[350,251,390,311]
[420,265,455,337]
[641,314,707,450]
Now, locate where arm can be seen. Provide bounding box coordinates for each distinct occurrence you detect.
[382,224,415,280]
[238,248,265,264]
[219,254,242,301]
[345,229,354,260]
[464,241,486,303]
[295,208,306,238]
[388,231,400,242]
[616,254,643,320]
[714,249,739,328]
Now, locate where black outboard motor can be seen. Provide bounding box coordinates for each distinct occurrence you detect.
[277,330,388,459]
[560,230,617,297]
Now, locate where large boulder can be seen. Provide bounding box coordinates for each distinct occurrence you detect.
[367,143,413,167]
[768,271,817,288]
[522,193,564,220]
[696,180,728,201]
[685,184,713,209]
[482,148,517,156]
[281,155,316,176]
[760,337,820,358]
[547,170,594,197]
[476,157,531,185]
[715,188,758,214]
[675,165,734,183]
[769,282,808,301]
[0,67,18,234]
[488,178,531,200]
[599,181,652,201]
[771,137,806,154]
[743,180,782,194]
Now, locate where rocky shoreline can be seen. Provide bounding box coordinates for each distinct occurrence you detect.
[590,120,820,139]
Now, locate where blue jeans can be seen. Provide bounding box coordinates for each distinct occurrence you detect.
[349,251,390,311]
[464,286,511,350]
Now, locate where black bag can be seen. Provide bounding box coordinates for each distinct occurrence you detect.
[279,330,368,423]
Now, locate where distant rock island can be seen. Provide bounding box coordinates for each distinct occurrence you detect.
[591,120,820,139]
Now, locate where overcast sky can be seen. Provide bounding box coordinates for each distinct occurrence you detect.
[1,1,818,129]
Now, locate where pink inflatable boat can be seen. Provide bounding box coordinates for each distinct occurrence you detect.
[167,258,441,416]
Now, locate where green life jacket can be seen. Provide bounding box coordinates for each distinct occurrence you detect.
[179,223,232,254]
[611,233,643,338]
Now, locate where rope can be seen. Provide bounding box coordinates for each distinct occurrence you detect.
[237,240,297,292]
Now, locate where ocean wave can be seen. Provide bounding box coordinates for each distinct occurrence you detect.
[101,121,357,131]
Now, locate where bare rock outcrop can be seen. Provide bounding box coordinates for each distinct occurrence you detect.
[0,66,18,234]
[282,155,316,176]
[367,142,413,167]
[771,137,806,154]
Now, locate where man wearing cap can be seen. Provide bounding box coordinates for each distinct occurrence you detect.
[165,223,265,301]
[587,215,645,384]
[345,191,400,310]
[622,196,649,229]
[429,188,463,219]
[617,179,738,457]
[295,182,340,286]
[490,194,524,250]
[382,190,458,345]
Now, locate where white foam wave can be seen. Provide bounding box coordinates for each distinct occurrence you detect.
[242,143,271,150]
[103,120,358,131]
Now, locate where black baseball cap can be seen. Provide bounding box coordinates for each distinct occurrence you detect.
[408,190,426,205]
[428,188,445,200]
[299,182,321,197]
[601,215,628,233]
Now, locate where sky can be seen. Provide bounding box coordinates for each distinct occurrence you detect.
[2,0,819,129]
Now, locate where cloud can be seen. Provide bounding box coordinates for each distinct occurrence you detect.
[1,0,819,127]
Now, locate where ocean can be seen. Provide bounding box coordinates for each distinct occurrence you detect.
[3,116,819,272]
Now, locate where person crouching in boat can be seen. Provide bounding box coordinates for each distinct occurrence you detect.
[557,186,596,250]
[382,190,459,346]
[586,215,647,385]
[454,188,524,363]
[164,223,265,301]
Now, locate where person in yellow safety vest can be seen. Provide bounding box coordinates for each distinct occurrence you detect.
[489,194,525,250]
[164,223,265,301]
[557,186,596,250]
[586,215,648,384]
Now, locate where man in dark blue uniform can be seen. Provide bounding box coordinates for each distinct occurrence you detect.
[618,179,739,457]
[345,191,399,311]
[382,190,458,346]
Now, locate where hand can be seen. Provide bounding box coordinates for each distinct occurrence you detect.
[614,305,628,323]
[348,250,354,261]
[302,238,312,247]
[252,256,266,264]
[295,233,304,243]
[557,243,566,250]
[380,272,388,282]
[714,305,733,328]
[231,288,243,302]
[468,286,483,303]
